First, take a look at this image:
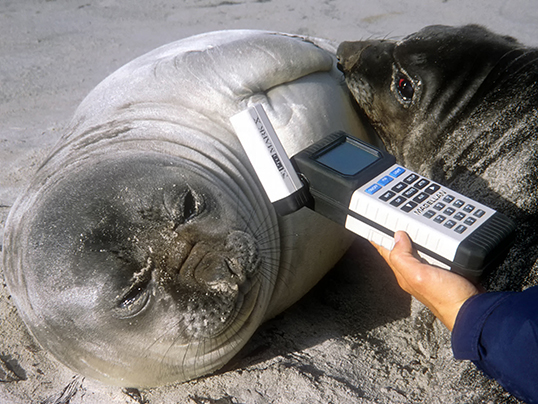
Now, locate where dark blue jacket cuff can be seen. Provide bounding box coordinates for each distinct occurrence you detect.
[450,286,538,403]
[451,291,514,360]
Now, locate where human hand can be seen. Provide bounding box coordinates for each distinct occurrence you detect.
[371,231,483,331]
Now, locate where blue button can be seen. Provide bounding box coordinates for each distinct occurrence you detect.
[365,184,382,194]
[390,167,405,177]
[377,176,394,186]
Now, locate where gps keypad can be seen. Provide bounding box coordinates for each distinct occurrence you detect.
[454,212,466,221]
[392,182,407,192]
[403,187,419,198]
[390,196,406,207]
[366,166,491,236]
[404,173,420,184]
[380,190,396,201]
[413,192,429,203]
[415,179,430,189]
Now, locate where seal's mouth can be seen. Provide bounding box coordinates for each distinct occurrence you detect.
[345,76,374,113]
[169,230,260,338]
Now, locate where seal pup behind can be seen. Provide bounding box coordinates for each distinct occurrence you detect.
[337,25,538,290]
[3,30,369,387]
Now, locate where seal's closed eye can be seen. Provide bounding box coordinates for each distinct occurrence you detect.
[164,186,205,231]
[182,188,200,223]
[184,189,195,218]
[116,259,154,318]
[117,282,151,316]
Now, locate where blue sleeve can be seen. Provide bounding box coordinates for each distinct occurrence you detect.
[451,285,538,403]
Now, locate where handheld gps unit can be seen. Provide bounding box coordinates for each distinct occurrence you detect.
[230,104,516,279]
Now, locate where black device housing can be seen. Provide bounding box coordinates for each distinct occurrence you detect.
[290,132,516,279]
[291,131,395,224]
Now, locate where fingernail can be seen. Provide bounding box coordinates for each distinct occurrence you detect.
[394,232,401,244]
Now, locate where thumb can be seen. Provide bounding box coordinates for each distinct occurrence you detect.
[392,231,414,255]
[389,231,426,270]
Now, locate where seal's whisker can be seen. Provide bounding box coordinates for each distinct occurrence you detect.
[141,315,186,357]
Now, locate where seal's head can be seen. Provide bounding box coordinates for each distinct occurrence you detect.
[337,25,523,171]
[5,150,278,387]
[337,26,538,292]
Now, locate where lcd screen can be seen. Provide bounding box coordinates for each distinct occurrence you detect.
[315,138,381,175]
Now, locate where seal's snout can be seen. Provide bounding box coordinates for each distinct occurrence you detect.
[337,41,370,73]
[337,40,393,73]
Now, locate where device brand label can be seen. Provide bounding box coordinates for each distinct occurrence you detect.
[414,189,447,215]
[255,116,288,179]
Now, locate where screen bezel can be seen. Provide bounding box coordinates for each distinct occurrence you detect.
[312,136,382,176]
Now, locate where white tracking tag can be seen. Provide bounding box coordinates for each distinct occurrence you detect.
[230,105,304,203]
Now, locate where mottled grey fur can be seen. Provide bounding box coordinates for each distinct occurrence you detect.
[338,25,538,292]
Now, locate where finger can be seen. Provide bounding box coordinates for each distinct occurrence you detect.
[369,239,391,262]
[391,231,413,254]
[370,232,415,266]
[390,231,425,266]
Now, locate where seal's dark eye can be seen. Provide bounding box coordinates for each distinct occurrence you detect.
[396,76,414,101]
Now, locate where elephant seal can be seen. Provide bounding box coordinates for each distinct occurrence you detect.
[3,30,371,387]
[337,25,538,290]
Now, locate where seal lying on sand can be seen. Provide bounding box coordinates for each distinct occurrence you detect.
[3,30,370,387]
[337,25,538,290]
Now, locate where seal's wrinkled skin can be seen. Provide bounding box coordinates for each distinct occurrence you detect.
[3,30,371,387]
[337,25,538,290]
